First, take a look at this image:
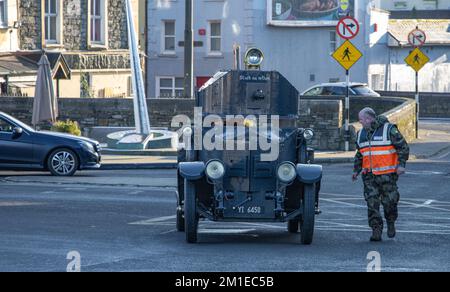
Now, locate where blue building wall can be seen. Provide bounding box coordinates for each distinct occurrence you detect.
[146,0,448,97]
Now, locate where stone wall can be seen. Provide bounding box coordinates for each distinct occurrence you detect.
[298,100,344,151]
[0,97,194,130]
[108,0,128,49]
[63,52,131,71]
[301,96,417,150]
[19,0,41,50]
[378,91,450,118]
[1,96,416,151]
[301,96,404,123]
[19,0,128,51]
[63,0,88,51]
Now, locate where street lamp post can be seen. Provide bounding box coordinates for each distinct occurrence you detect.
[184,0,194,99]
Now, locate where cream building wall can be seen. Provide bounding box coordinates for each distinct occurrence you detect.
[57,70,133,98]
[0,0,19,52]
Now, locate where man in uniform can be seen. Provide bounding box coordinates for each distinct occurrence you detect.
[352,108,409,241]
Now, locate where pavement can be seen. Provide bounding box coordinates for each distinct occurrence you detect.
[99,119,450,169]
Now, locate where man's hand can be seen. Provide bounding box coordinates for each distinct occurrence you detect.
[352,172,359,181]
[397,166,406,176]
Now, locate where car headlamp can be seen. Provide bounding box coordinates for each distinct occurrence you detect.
[205,160,225,180]
[244,48,264,69]
[303,129,314,141]
[79,142,95,153]
[277,162,296,184]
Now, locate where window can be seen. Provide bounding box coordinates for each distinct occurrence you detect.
[0,0,6,27]
[393,1,408,9]
[329,31,337,54]
[156,77,184,98]
[304,87,323,96]
[331,86,346,95]
[162,21,175,53]
[370,74,385,91]
[0,118,14,133]
[208,21,221,54]
[89,0,107,46]
[44,0,61,44]
[91,0,102,43]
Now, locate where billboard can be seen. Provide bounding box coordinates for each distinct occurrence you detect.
[267,0,356,27]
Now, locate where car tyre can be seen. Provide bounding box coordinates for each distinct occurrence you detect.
[300,183,315,245]
[47,148,79,177]
[184,179,198,243]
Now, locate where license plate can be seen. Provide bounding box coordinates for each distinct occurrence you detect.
[236,206,264,214]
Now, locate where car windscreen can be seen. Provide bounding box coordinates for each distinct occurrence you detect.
[0,112,34,132]
[351,85,378,96]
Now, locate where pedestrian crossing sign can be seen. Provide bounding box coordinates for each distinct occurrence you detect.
[405,48,429,72]
[332,40,363,71]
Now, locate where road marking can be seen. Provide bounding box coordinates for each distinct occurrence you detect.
[315,227,450,235]
[160,229,177,235]
[238,222,286,230]
[322,192,360,197]
[128,191,144,195]
[400,201,450,213]
[407,171,446,175]
[198,228,256,234]
[436,151,450,160]
[63,188,87,191]
[0,201,44,207]
[129,215,176,225]
[316,220,367,228]
[321,198,366,208]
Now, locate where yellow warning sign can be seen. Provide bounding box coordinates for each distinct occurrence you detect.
[332,40,363,71]
[405,48,429,72]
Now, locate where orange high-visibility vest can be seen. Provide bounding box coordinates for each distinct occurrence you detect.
[357,123,399,175]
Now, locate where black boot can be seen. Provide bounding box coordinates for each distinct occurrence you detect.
[387,221,396,238]
[370,226,382,242]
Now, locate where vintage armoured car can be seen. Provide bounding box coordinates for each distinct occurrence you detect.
[176,49,322,244]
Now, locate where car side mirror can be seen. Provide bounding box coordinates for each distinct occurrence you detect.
[12,127,23,137]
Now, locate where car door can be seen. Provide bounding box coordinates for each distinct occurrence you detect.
[0,117,34,167]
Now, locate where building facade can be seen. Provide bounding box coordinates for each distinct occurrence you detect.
[0,0,146,98]
[380,0,450,11]
[147,0,450,97]
[0,0,20,52]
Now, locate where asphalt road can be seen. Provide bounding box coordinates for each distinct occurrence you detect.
[1,157,450,272]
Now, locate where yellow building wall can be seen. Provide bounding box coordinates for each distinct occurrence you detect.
[0,1,19,52]
[57,71,132,98]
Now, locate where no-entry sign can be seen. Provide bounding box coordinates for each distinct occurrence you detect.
[408,29,427,47]
[336,16,360,40]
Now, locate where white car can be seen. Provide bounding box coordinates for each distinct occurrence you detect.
[301,82,381,97]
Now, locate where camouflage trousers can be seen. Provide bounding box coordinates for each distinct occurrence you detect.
[362,173,400,228]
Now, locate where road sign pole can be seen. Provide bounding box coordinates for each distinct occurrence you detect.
[415,71,419,139]
[184,0,194,99]
[345,70,350,151]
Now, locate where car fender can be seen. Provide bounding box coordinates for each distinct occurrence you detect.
[179,162,205,181]
[296,164,322,184]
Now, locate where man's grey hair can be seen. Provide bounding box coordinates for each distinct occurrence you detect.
[360,107,377,119]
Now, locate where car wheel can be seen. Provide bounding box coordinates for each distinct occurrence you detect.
[300,183,316,245]
[184,179,198,243]
[48,148,79,177]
